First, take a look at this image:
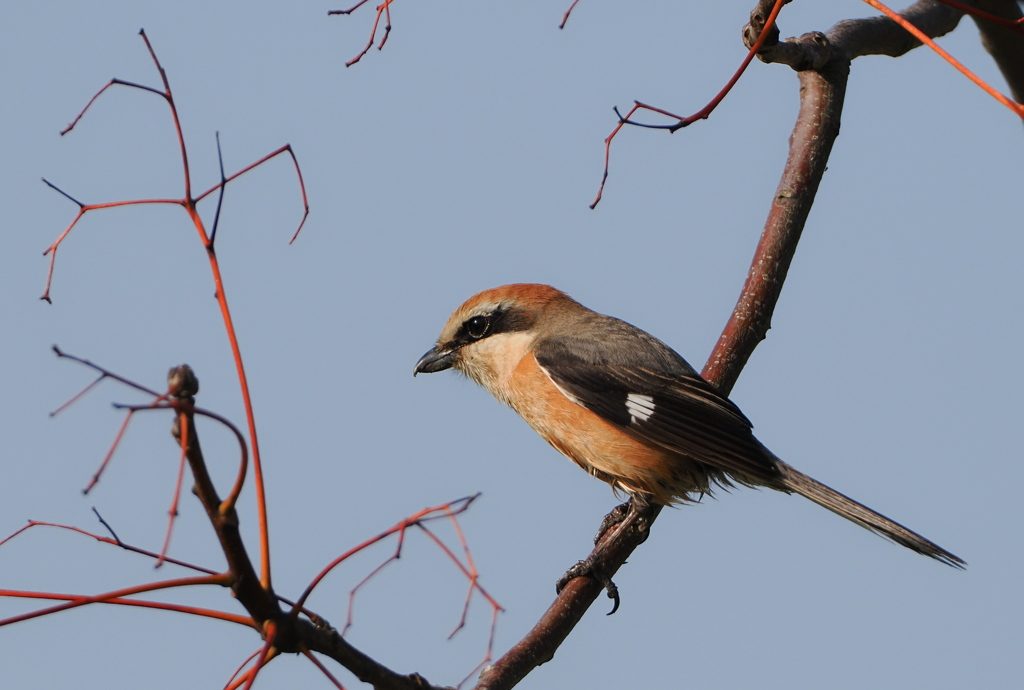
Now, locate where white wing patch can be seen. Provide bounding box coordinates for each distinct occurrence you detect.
[626,393,655,423]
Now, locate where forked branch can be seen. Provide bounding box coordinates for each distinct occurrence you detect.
[473,19,851,690]
[42,30,309,592]
[18,32,503,689]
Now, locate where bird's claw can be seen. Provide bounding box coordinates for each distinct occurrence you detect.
[556,557,621,615]
[594,501,631,544]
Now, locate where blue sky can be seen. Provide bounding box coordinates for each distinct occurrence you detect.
[1,1,1021,688]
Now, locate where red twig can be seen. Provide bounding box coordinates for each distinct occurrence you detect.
[156,440,189,567]
[416,520,503,688]
[241,621,278,690]
[46,31,310,591]
[100,402,250,514]
[331,0,398,67]
[341,530,404,636]
[83,410,133,494]
[53,347,251,532]
[40,195,184,303]
[50,344,252,569]
[193,144,309,244]
[463,605,502,689]
[0,588,251,628]
[443,504,485,638]
[303,648,349,690]
[0,574,232,628]
[60,78,165,136]
[0,516,318,620]
[416,522,503,637]
[589,0,788,208]
[224,649,264,690]
[290,495,481,617]
[559,0,583,29]
[0,519,218,575]
[321,498,499,689]
[48,374,105,416]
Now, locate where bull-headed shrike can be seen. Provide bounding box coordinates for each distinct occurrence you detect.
[415,284,963,570]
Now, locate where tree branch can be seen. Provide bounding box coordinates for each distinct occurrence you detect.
[750,0,965,68]
[830,0,964,59]
[475,24,855,690]
[704,62,849,392]
[169,363,456,689]
[167,366,279,627]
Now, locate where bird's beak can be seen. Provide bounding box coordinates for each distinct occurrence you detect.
[414,345,456,376]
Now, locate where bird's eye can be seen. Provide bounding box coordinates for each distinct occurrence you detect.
[465,315,491,339]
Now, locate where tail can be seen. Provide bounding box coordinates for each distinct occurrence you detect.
[775,460,965,568]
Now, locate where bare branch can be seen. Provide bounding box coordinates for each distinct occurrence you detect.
[749,0,963,66]
[478,21,853,690]
[704,62,849,391]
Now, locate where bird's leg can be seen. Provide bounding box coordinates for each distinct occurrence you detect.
[593,500,632,544]
[556,496,657,614]
[595,494,655,546]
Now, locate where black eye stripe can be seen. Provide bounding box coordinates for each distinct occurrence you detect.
[453,306,533,347]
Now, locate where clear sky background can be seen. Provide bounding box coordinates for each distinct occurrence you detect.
[1,1,1021,688]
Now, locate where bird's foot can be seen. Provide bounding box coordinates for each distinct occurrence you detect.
[556,557,621,615]
[555,496,658,615]
[594,495,655,544]
[593,501,631,544]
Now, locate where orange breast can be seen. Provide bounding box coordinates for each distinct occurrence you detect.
[505,353,711,504]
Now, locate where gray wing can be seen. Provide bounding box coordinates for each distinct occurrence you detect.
[534,315,780,484]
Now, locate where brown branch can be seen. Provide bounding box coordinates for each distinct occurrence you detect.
[34,33,487,690]
[475,24,854,690]
[170,364,470,689]
[749,0,964,67]
[34,8,1007,687]
[830,0,964,59]
[748,0,1018,111]
[168,364,454,689]
[475,501,659,690]
[300,617,453,690]
[493,2,1000,683]
[166,366,279,626]
[704,63,849,392]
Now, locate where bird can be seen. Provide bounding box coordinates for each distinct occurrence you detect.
[414,283,964,568]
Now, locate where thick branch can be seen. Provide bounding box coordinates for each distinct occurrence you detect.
[830,0,963,59]
[301,618,451,690]
[704,63,849,391]
[475,503,659,690]
[475,40,852,690]
[751,1,1023,112]
[453,2,1012,687]
[171,365,451,690]
[751,1,964,67]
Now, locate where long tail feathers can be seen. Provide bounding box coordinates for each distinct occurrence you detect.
[775,460,965,569]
